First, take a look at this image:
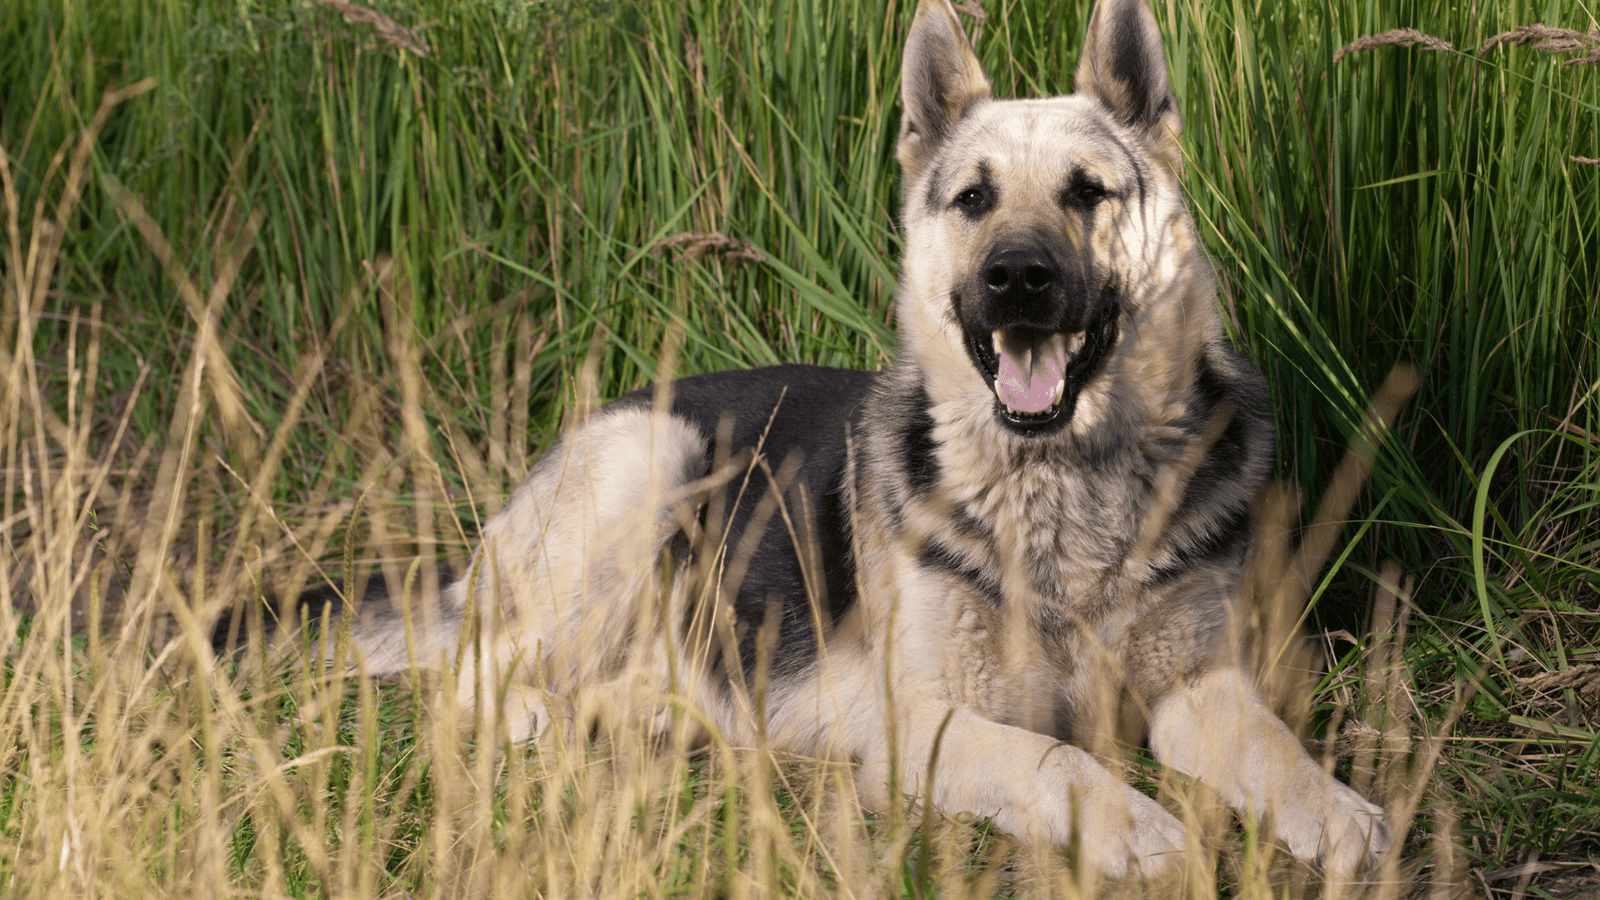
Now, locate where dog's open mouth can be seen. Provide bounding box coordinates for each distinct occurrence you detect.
[967,320,1111,434]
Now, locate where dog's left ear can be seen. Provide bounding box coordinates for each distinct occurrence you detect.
[1074,0,1184,172]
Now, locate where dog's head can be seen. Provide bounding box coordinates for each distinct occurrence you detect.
[895,0,1215,440]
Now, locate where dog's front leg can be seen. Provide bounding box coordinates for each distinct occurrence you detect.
[858,702,1186,880]
[1148,667,1391,875]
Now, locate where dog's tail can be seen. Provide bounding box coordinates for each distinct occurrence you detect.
[211,565,463,674]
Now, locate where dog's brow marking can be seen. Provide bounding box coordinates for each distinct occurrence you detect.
[959,160,997,206]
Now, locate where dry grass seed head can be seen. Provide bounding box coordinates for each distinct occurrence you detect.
[1479,24,1600,65]
[1337,21,1600,66]
[312,0,431,57]
[653,230,768,265]
[1334,29,1453,64]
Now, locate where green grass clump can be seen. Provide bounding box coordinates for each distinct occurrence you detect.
[1,0,1597,896]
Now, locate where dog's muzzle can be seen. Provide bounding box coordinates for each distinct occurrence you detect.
[960,245,1118,435]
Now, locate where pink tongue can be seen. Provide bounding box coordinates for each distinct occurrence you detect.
[995,332,1066,414]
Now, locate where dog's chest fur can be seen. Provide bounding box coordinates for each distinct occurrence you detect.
[928,400,1159,615]
[890,402,1194,733]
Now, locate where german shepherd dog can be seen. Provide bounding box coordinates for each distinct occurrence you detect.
[311,0,1391,880]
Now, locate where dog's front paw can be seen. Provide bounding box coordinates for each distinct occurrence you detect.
[964,758,1187,880]
[1319,780,1391,876]
[1061,780,1187,881]
[1274,773,1390,876]
[1116,785,1188,880]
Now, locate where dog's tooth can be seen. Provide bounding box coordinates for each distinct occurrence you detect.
[1067,331,1086,355]
[1051,379,1065,406]
[991,330,1003,357]
[996,381,1022,414]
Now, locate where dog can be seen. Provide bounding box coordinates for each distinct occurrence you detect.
[299,0,1392,880]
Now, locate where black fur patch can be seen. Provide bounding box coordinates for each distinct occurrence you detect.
[616,365,876,684]
[1034,602,1077,645]
[1145,354,1267,584]
[1147,504,1251,584]
[917,538,1003,608]
[1099,129,1148,207]
[951,503,997,550]
[924,163,947,214]
[1194,352,1230,409]
[1179,357,1258,508]
[902,384,941,496]
[215,566,432,657]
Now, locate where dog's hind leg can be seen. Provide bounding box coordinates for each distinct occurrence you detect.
[453,405,711,743]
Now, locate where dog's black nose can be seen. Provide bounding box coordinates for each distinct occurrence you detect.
[983,248,1056,299]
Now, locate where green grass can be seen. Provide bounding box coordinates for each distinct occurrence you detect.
[2,0,1598,896]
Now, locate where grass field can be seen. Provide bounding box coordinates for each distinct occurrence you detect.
[2,0,1598,896]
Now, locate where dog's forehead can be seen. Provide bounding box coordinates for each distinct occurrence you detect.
[949,96,1132,181]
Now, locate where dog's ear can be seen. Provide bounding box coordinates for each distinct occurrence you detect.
[1074,0,1183,172]
[898,0,992,183]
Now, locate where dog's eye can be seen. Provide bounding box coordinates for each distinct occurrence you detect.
[1064,181,1110,208]
[955,187,990,211]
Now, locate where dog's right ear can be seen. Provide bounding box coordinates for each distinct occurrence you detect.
[898,0,991,183]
